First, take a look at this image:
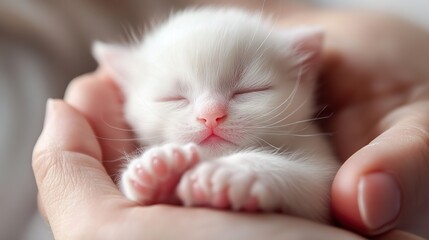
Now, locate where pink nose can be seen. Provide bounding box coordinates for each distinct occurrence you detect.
[197,105,227,128]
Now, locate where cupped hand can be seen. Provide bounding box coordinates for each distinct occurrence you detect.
[281,10,429,237]
[32,9,429,240]
[33,71,369,240]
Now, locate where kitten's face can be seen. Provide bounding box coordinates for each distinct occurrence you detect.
[94,8,322,157]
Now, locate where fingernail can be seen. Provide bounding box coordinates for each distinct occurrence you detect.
[358,172,401,232]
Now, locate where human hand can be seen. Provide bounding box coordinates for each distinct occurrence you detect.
[32,71,369,240]
[279,10,429,237]
[32,9,429,240]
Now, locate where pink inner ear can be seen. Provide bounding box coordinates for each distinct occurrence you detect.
[284,27,324,67]
[278,27,324,86]
[92,41,132,91]
[294,30,323,57]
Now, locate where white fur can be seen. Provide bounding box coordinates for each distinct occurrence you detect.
[94,7,339,222]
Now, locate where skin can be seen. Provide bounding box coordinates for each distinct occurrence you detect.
[278,10,429,236]
[32,9,428,240]
[34,76,364,240]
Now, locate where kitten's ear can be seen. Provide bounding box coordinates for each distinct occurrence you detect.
[92,41,134,89]
[283,27,324,67]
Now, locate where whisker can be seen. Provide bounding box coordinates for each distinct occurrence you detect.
[255,26,273,54]
[100,115,135,132]
[95,136,146,142]
[252,67,303,123]
[264,97,309,128]
[264,132,332,137]
[251,135,282,151]
[241,114,332,130]
[246,136,264,148]
[103,156,127,163]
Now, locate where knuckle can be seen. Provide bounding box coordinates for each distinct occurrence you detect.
[32,149,60,183]
[32,149,70,190]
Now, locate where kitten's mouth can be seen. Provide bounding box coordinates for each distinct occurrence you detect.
[199,134,234,146]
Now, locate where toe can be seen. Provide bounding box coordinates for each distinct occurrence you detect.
[152,157,169,177]
[191,182,207,205]
[242,196,260,212]
[211,188,230,209]
[135,163,154,186]
[173,149,187,172]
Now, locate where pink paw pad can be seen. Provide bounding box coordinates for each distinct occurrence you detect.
[130,179,151,196]
[173,149,188,172]
[121,143,200,205]
[177,161,263,212]
[191,182,207,204]
[189,146,199,166]
[152,157,169,177]
[211,190,229,209]
[242,196,259,212]
[135,164,153,185]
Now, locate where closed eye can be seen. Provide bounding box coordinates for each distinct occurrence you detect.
[156,96,188,102]
[233,86,272,96]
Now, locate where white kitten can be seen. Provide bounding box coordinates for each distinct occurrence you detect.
[93,7,339,222]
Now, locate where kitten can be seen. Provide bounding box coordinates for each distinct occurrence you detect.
[93,7,339,222]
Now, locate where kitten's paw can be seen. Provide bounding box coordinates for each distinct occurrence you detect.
[177,161,280,212]
[121,143,199,204]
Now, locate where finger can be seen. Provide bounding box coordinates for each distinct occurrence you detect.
[332,103,429,235]
[64,69,136,179]
[33,100,122,235]
[124,206,365,240]
[374,230,425,240]
[37,193,48,223]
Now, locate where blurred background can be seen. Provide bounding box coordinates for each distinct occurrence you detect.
[1,0,428,239]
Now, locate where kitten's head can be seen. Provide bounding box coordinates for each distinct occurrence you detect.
[93,8,323,157]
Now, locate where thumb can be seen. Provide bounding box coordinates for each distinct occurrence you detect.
[32,99,122,235]
[332,106,429,236]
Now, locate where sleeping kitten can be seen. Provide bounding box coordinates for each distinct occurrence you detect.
[93,7,339,222]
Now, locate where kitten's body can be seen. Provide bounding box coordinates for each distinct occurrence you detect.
[94,8,339,222]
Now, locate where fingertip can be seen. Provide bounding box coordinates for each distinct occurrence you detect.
[34,99,102,161]
[64,70,135,176]
[374,230,426,240]
[332,118,429,236]
[332,152,403,236]
[331,159,366,232]
[65,68,124,105]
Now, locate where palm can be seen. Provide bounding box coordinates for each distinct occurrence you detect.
[62,10,429,238]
